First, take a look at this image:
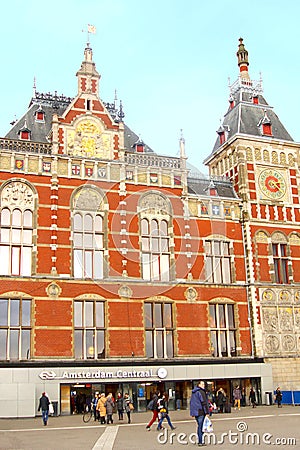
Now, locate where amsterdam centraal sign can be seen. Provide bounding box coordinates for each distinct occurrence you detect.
[39,367,168,381]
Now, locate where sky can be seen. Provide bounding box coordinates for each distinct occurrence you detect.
[1,0,300,175]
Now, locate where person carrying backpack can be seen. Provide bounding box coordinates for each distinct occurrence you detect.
[146,391,160,430]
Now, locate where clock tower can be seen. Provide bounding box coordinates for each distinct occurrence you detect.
[204,38,300,393]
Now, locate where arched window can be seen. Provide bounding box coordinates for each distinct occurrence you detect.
[0,182,35,276]
[141,218,170,281]
[139,193,173,282]
[72,188,106,279]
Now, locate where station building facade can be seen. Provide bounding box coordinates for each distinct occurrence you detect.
[0,39,284,417]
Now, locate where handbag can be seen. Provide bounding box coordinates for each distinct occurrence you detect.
[202,416,213,433]
[49,402,54,415]
[129,403,134,411]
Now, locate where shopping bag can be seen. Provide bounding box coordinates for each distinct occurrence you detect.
[49,402,54,415]
[202,416,213,433]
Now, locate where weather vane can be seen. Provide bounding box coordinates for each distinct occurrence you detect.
[82,24,96,45]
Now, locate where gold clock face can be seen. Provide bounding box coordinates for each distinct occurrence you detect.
[258,169,287,200]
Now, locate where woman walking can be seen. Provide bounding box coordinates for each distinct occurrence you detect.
[249,387,257,408]
[105,393,115,424]
[96,393,107,424]
[116,392,124,420]
[157,392,176,431]
[123,392,133,424]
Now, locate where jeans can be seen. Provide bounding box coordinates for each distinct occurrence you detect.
[195,415,205,444]
[157,413,175,430]
[42,409,49,425]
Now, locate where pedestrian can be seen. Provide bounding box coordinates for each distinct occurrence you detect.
[233,385,242,410]
[96,393,107,424]
[105,392,115,424]
[123,392,133,423]
[241,387,246,407]
[216,388,226,413]
[190,380,209,447]
[38,392,50,426]
[146,391,160,431]
[116,392,124,420]
[157,392,176,431]
[275,387,282,408]
[92,393,99,421]
[175,390,181,410]
[249,387,257,408]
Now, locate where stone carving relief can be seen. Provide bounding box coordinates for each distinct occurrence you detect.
[261,289,300,355]
[184,287,198,302]
[73,188,104,211]
[265,335,280,353]
[1,181,34,208]
[66,119,112,159]
[282,334,295,352]
[279,308,293,331]
[262,308,278,332]
[262,289,274,302]
[139,193,171,215]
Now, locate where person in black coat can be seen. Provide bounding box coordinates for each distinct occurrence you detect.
[216,388,226,413]
[38,392,50,426]
[249,387,257,408]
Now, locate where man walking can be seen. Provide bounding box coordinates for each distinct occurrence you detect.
[38,392,50,426]
[190,381,209,447]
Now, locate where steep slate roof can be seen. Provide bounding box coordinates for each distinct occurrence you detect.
[187,177,238,199]
[5,93,154,154]
[206,38,294,160]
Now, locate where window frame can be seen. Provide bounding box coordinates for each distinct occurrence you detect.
[144,301,174,358]
[204,239,232,283]
[209,303,237,357]
[140,217,171,282]
[73,300,106,360]
[0,297,32,360]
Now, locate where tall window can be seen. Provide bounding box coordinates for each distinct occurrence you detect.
[74,300,105,359]
[0,298,31,360]
[73,213,104,279]
[141,218,170,281]
[205,240,231,283]
[0,208,33,276]
[144,302,174,358]
[209,303,236,357]
[272,243,288,284]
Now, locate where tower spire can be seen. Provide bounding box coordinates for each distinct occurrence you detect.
[236,37,250,80]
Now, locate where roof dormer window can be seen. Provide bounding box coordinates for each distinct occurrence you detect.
[252,94,259,105]
[229,94,235,109]
[258,110,272,136]
[206,180,217,197]
[18,121,31,141]
[35,106,45,122]
[217,124,230,146]
[133,136,145,153]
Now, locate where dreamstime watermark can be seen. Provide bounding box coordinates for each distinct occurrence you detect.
[157,421,297,446]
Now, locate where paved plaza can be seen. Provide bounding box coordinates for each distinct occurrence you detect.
[0,405,299,449]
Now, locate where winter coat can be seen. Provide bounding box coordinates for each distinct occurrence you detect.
[233,388,242,400]
[123,396,133,412]
[96,396,107,417]
[216,390,226,407]
[190,386,209,417]
[105,396,115,415]
[38,394,50,411]
[116,396,124,411]
[249,390,256,403]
